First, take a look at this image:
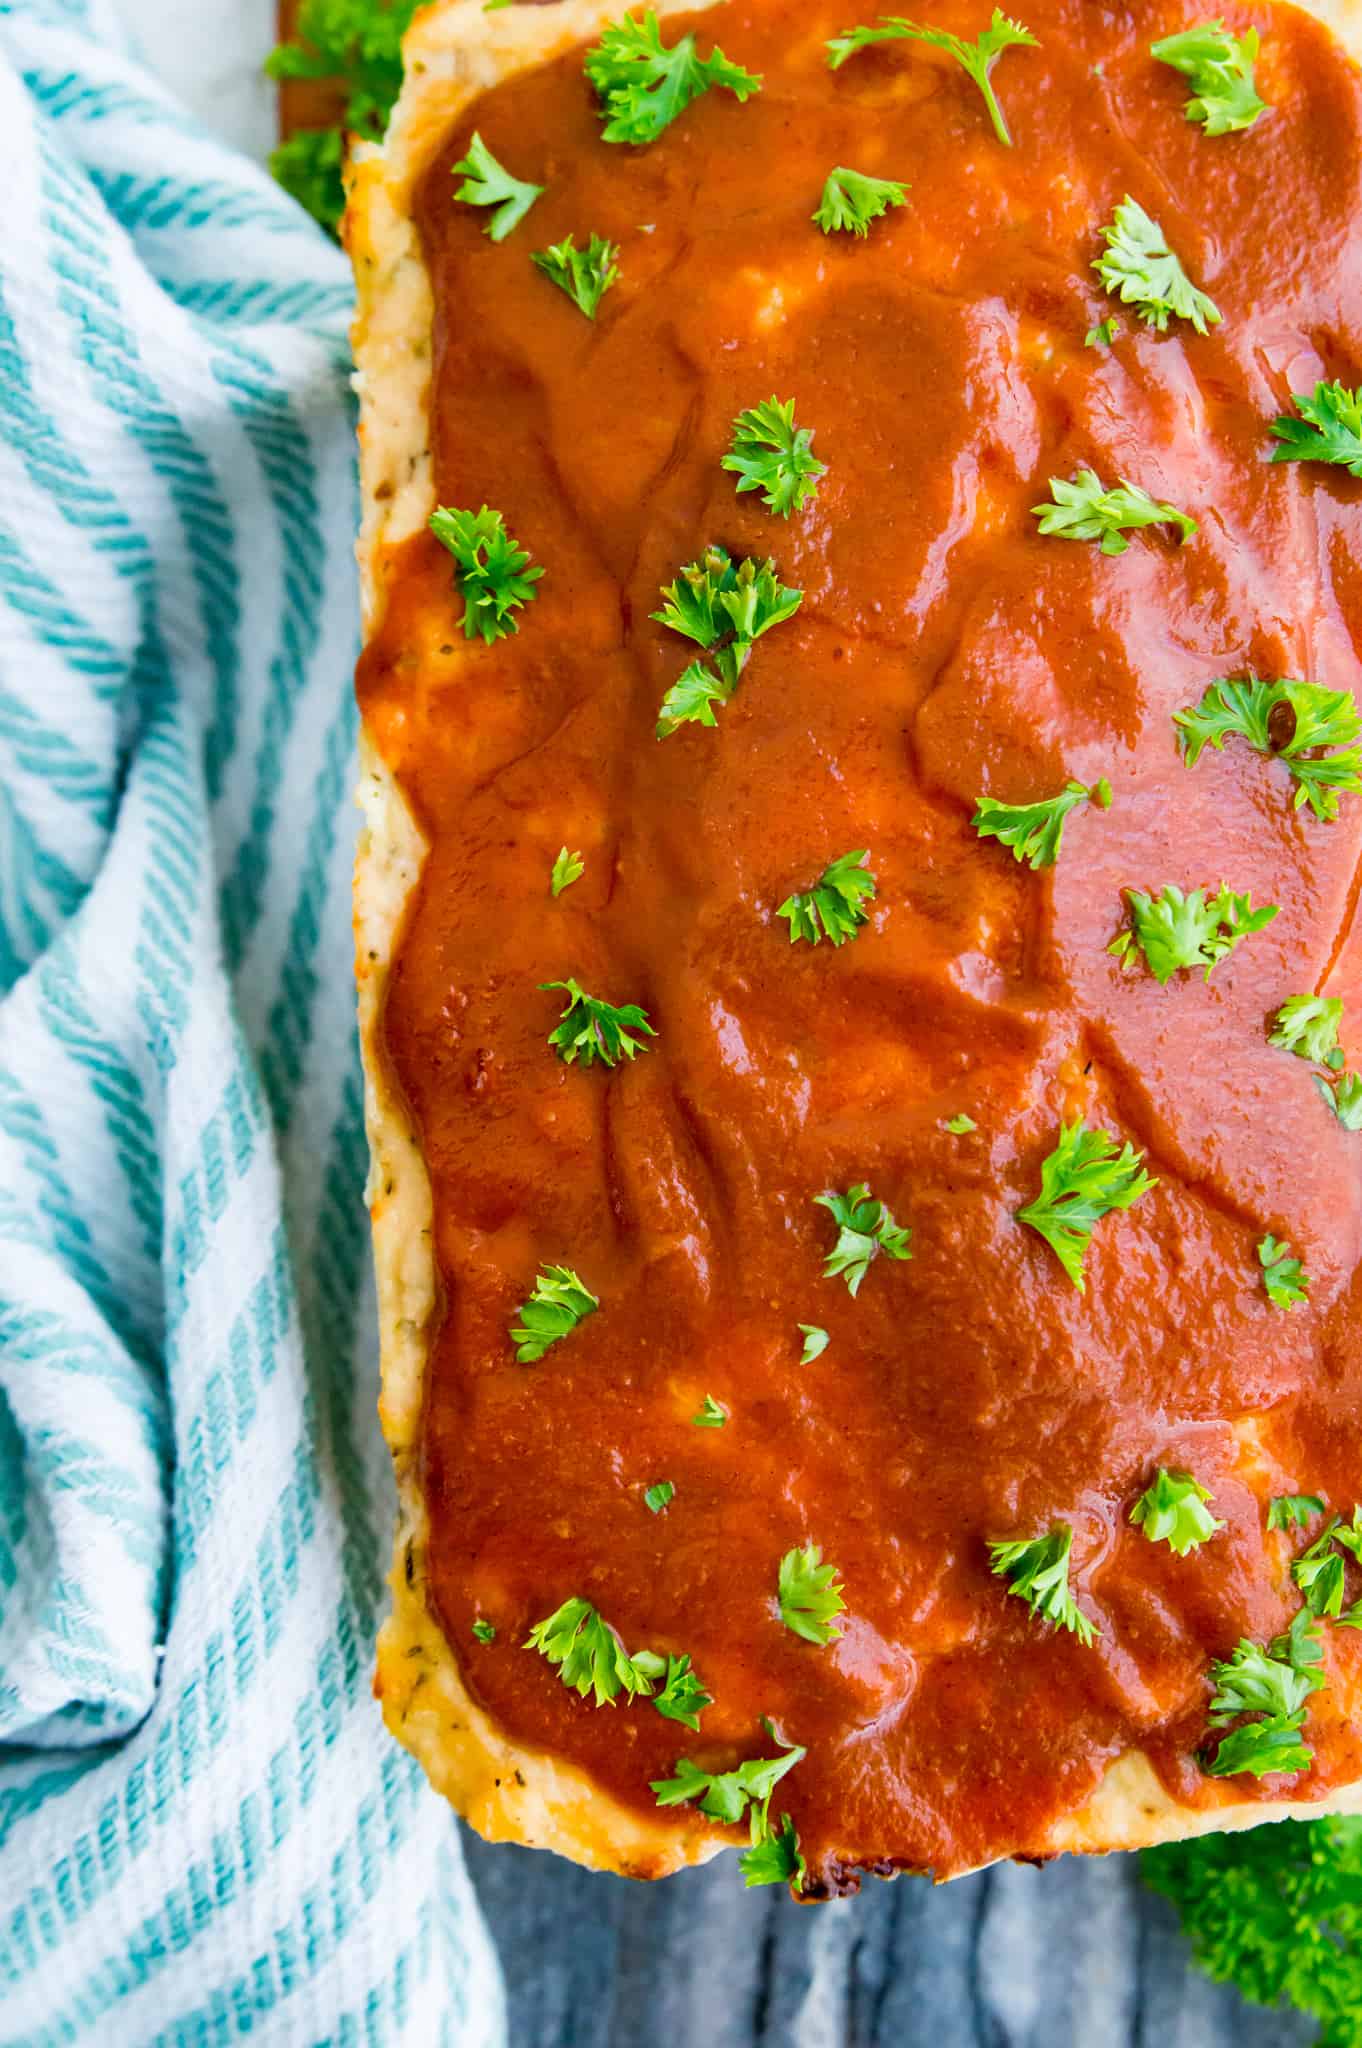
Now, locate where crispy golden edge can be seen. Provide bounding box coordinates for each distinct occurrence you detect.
[347,0,1362,1881]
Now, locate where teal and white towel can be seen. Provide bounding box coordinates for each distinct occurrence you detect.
[0,0,503,2037]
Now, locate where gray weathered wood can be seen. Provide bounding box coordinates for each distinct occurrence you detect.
[463,1834,1314,2046]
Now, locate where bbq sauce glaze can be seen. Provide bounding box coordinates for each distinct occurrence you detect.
[357,0,1362,1887]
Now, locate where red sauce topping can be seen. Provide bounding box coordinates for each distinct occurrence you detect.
[358,0,1362,1886]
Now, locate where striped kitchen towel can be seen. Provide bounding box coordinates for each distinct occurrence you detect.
[0,0,504,2039]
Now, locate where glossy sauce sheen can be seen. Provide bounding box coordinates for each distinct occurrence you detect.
[358,0,1362,1886]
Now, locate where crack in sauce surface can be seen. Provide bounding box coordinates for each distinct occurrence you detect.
[357,0,1362,1887]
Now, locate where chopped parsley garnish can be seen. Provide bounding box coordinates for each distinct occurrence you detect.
[525,1596,657,1707]
[1202,1616,1321,1778]
[1093,196,1221,333]
[1293,1519,1347,1619]
[585,9,761,144]
[722,398,827,516]
[816,1184,912,1295]
[653,546,802,737]
[945,1113,977,1134]
[826,10,1038,147]
[777,1543,847,1645]
[988,1524,1095,1644]
[1173,676,1362,821]
[472,1618,496,1643]
[1108,883,1279,982]
[429,504,544,644]
[798,1323,829,1364]
[532,233,619,319]
[550,846,585,898]
[777,850,877,946]
[1268,1493,1325,1532]
[693,1394,728,1427]
[1271,994,1345,1069]
[1150,21,1268,135]
[1210,1624,1324,1722]
[541,978,656,1067]
[1259,1232,1309,1310]
[511,1265,599,1363]
[652,1721,805,1824]
[739,1810,806,1892]
[633,1651,712,1729]
[525,1600,709,1726]
[1131,1469,1224,1555]
[1319,1071,1362,1130]
[1016,1120,1155,1292]
[1085,317,1120,348]
[1033,469,1197,554]
[1271,382,1362,476]
[644,1480,675,1514]
[1203,1713,1313,1779]
[654,662,729,737]
[451,132,543,240]
[813,165,910,236]
[972,776,1111,868]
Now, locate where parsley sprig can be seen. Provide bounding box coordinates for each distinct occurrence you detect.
[777,850,877,946]
[813,166,910,236]
[739,1810,806,1891]
[722,399,827,516]
[525,1597,658,1707]
[1108,883,1279,982]
[777,1543,847,1645]
[1271,382,1362,476]
[1150,21,1268,135]
[452,132,543,241]
[526,1598,711,1727]
[585,10,761,144]
[266,0,419,234]
[1202,1614,1321,1778]
[972,777,1111,868]
[653,547,802,736]
[511,1265,599,1363]
[1094,196,1221,333]
[1259,1233,1309,1310]
[816,1184,912,1295]
[1293,1519,1350,1620]
[1142,1810,1362,2035]
[988,1524,1095,1644]
[429,505,544,644]
[1131,1469,1224,1555]
[1017,1120,1155,1291]
[1033,470,1197,554]
[652,1721,804,1824]
[633,1651,713,1730]
[551,847,585,898]
[1268,1494,1325,1532]
[532,233,619,319]
[1174,676,1362,821]
[541,979,656,1067]
[1320,1071,1362,1130]
[826,10,1038,147]
[1271,995,1345,1070]
[798,1324,829,1364]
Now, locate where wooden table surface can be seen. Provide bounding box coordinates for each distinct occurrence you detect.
[461,1829,1306,2045]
